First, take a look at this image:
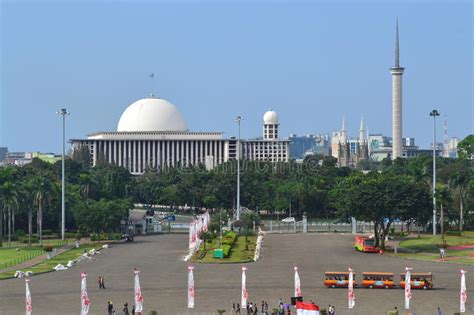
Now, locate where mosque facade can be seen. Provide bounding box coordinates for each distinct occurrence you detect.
[71,96,289,175]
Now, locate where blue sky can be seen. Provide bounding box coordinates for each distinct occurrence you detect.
[1,0,472,153]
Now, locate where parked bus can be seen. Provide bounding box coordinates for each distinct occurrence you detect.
[354,235,379,253]
[362,272,395,289]
[324,272,355,288]
[399,272,434,289]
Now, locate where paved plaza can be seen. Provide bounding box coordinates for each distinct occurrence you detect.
[0,233,473,315]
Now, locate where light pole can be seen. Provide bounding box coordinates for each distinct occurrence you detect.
[57,108,70,241]
[430,109,440,236]
[235,116,243,221]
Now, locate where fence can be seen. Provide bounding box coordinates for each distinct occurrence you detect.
[261,220,409,234]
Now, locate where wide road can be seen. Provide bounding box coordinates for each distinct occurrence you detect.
[0,233,472,315]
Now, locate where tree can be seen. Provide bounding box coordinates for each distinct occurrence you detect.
[0,181,19,247]
[458,135,474,160]
[332,173,431,249]
[30,176,55,245]
[449,166,471,231]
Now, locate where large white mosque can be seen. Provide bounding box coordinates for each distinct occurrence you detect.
[71,96,290,175]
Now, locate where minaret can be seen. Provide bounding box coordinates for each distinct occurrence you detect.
[359,116,365,144]
[391,19,405,159]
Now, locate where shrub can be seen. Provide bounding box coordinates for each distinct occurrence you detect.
[217,309,226,315]
[111,233,122,241]
[221,244,232,257]
[90,233,98,242]
[446,230,462,236]
[15,229,25,237]
[148,311,158,315]
[43,244,53,252]
[320,309,327,315]
[42,230,53,236]
[20,236,38,244]
[9,235,18,241]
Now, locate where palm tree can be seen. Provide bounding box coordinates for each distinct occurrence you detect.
[449,171,470,231]
[0,182,19,248]
[30,176,53,246]
[78,172,97,201]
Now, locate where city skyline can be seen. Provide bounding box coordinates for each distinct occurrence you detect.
[1,1,472,153]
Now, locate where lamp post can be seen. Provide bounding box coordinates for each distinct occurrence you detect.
[430,109,440,236]
[57,108,70,241]
[235,116,243,221]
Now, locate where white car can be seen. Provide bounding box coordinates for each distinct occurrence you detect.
[281,217,296,223]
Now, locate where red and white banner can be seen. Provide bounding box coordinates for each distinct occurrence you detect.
[80,273,90,315]
[460,269,467,313]
[188,266,195,309]
[25,278,32,315]
[348,267,355,309]
[134,269,143,315]
[296,301,320,315]
[294,266,302,297]
[241,266,248,308]
[405,266,413,310]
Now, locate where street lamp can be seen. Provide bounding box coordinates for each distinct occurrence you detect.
[235,116,243,221]
[57,108,70,241]
[430,109,440,236]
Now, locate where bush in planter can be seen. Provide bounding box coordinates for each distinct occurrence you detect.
[319,309,327,315]
[217,309,226,315]
[221,244,232,257]
[148,311,158,315]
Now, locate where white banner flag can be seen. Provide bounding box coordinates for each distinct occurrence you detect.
[80,273,90,315]
[348,267,355,309]
[294,266,302,297]
[188,266,195,309]
[461,269,467,313]
[405,266,413,310]
[134,269,143,315]
[241,266,248,308]
[25,278,32,315]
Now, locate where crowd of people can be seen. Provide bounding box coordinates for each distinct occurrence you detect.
[229,299,330,315]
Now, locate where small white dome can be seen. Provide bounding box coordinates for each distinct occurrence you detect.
[263,109,279,125]
[117,97,187,132]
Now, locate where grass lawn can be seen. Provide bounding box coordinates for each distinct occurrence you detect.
[399,235,474,253]
[0,244,104,280]
[0,247,45,269]
[0,239,72,269]
[396,234,474,265]
[192,236,257,263]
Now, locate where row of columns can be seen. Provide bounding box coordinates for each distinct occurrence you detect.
[93,140,226,174]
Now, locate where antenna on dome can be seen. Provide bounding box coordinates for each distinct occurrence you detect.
[149,73,155,98]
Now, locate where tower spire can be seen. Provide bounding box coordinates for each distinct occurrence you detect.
[341,115,347,143]
[394,18,400,68]
[359,116,365,144]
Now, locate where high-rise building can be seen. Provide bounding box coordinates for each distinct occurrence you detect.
[288,134,330,160]
[391,20,405,159]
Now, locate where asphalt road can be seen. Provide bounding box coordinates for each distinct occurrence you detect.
[0,233,473,315]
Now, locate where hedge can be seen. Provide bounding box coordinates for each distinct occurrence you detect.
[222,244,232,257]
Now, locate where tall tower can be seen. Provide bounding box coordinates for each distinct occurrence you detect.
[359,116,365,144]
[391,19,405,159]
[263,108,279,140]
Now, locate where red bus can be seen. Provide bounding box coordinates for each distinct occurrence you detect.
[354,235,379,253]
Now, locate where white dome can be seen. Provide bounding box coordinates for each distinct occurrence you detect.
[263,109,279,125]
[117,97,187,132]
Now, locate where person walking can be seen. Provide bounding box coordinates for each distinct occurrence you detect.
[107,301,114,315]
[236,303,241,315]
[123,302,129,315]
[437,306,442,315]
[264,301,269,315]
[131,305,135,315]
[99,276,106,289]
